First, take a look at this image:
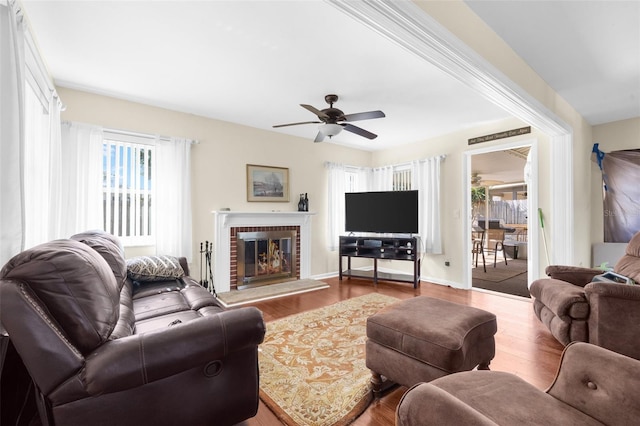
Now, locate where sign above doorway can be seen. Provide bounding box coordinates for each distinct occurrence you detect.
[468,126,531,145]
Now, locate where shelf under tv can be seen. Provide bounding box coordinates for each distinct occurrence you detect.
[338,235,421,288]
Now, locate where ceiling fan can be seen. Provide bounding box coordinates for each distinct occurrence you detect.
[273,94,385,143]
[471,172,503,188]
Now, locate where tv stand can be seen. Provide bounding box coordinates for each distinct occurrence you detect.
[339,235,421,288]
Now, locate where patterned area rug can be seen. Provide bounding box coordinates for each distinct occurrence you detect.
[259,293,399,426]
[473,259,530,298]
[472,259,527,282]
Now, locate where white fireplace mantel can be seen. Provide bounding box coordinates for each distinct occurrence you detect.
[212,211,315,293]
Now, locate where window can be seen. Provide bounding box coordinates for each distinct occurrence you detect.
[345,170,359,193]
[102,133,154,245]
[393,167,412,191]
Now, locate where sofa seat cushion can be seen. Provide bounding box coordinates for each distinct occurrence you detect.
[133,291,192,321]
[530,278,589,319]
[400,371,604,426]
[133,283,224,322]
[367,297,497,373]
[135,310,202,334]
[132,279,185,299]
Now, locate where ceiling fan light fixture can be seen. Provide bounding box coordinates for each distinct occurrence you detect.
[319,123,342,138]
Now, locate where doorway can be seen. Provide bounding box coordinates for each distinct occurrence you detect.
[464,140,538,297]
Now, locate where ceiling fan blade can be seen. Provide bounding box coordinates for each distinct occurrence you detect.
[314,131,325,143]
[273,121,321,128]
[301,104,329,120]
[342,110,385,122]
[342,123,377,140]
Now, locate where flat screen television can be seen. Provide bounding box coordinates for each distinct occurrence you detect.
[345,190,419,234]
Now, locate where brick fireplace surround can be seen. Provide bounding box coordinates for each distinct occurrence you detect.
[212,211,315,293]
[230,226,300,289]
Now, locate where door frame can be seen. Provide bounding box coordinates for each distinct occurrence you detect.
[463,139,539,290]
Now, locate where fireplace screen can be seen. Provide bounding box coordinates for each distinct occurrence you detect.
[237,230,296,289]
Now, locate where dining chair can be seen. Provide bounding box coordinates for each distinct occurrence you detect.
[485,229,508,267]
[472,229,486,272]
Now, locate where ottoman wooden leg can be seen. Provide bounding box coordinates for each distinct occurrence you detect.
[370,371,396,398]
[371,371,384,397]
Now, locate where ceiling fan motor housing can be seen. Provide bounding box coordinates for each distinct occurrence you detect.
[322,94,343,123]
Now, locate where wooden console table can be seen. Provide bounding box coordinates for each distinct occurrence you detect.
[339,235,421,288]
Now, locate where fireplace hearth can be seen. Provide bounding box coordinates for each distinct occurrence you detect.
[237,230,297,289]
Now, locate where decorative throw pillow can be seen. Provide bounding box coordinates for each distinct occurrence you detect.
[126,255,185,282]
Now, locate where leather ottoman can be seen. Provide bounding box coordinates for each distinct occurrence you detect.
[366,296,497,396]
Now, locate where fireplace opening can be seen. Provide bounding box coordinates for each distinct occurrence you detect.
[237,230,297,289]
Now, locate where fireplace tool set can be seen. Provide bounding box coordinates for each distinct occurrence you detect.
[199,241,217,297]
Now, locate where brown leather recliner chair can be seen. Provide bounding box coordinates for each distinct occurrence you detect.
[529,230,640,360]
[0,231,266,426]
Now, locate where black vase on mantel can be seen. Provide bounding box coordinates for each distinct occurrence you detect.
[304,193,309,212]
[298,194,305,212]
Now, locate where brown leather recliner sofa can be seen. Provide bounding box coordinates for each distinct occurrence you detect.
[0,231,266,426]
[529,230,640,359]
[396,342,640,425]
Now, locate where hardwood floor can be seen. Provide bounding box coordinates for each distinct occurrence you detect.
[239,276,564,426]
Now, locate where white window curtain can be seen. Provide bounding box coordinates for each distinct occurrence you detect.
[326,162,347,251]
[371,165,394,191]
[411,156,444,254]
[23,82,50,248]
[0,0,25,264]
[325,162,370,251]
[155,137,193,261]
[59,122,104,237]
[47,93,63,240]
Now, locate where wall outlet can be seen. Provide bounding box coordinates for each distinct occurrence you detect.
[445,261,450,267]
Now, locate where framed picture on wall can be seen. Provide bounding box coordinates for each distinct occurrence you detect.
[246,164,290,202]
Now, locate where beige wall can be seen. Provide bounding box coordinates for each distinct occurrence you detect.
[58,87,373,278]
[59,87,544,288]
[591,117,640,243]
[372,117,548,286]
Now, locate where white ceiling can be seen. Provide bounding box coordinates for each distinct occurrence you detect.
[466,0,640,126]
[21,0,639,159]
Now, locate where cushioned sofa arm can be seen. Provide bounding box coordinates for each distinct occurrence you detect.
[529,278,589,319]
[83,307,265,394]
[584,283,640,359]
[544,265,602,287]
[396,383,498,426]
[585,281,640,300]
